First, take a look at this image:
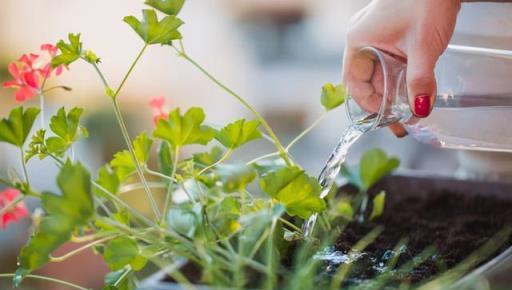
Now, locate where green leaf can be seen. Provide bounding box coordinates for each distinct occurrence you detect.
[43,107,88,157]
[0,106,40,147]
[216,163,256,193]
[252,158,287,176]
[370,191,386,220]
[25,129,48,161]
[52,33,82,67]
[359,148,399,191]
[259,166,326,219]
[45,137,69,156]
[145,0,186,15]
[158,141,174,176]
[111,132,153,181]
[104,237,140,271]
[207,196,241,236]
[84,49,100,64]
[193,146,223,167]
[95,165,120,196]
[15,161,94,284]
[123,9,184,45]
[168,205,201,238]
[49,107,86,142]
[342,148,399,191]
[321,83,345,111]
[103,266,136,290]
[330,199,354,221]
[154,107,215,148]
[215,119,261,150]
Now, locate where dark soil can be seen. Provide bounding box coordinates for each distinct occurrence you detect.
[333,176,512,286]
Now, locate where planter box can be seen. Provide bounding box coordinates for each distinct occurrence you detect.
[138,175,512,290]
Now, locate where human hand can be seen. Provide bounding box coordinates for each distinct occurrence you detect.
[342,0,461,136]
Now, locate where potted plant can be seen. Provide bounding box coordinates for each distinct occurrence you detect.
[1,1,512,290]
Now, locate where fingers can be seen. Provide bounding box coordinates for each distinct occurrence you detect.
[406,41,438,118]
[343,48,383,114]
[388,123,408,138]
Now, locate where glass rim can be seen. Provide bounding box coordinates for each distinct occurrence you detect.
[345,46,389,131]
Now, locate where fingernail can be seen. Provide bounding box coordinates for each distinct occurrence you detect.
[414,95,431,117]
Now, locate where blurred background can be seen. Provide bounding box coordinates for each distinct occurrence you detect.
[0,0,511,289]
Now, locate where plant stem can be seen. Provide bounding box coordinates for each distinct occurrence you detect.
[92,181,155,227]
[197,148,232,175]
[279,218,303,233]
[85,46,160,220]
[0,194,24,217]
[145,169,177,182]
[50,235,118,262]
[39,93,45,128]
[0,177,14,187]
[0,273,89,290]
[19,148,30,187]
[247,152,280,165]
[173,46,292,166]
[285,113,328,151]
[111,93,160,221]
[113,44,148,98]
[161,146,180,224]
[264,219,278,290]
[90,61,110,88]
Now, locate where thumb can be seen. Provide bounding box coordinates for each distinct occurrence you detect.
[406,45,438,118]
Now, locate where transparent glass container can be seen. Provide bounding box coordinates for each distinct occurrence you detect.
[344,45,512,152]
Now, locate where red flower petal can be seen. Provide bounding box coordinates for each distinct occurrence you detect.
[0,188,28,229]
[15,86,37,102]
[149,96,166,110]
[2,80,20,88]
[41,43,58,56]
[7,62,20,79]
[22,71,40,89]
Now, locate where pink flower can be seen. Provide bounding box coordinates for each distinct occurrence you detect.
[0,188,29,229]
[3,62,41,102]
[3,43,65,102]
[149,96,169,125]
[40,43,64,77]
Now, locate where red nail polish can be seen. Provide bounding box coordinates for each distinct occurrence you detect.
[414,95,431,117]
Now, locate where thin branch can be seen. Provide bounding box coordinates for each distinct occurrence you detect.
[0,273,90,290]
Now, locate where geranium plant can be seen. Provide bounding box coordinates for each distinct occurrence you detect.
[0,1,399,289]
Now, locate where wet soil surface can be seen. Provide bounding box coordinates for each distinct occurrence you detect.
[332,178,512,287]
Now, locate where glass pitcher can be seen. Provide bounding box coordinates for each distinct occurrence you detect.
[344,45,512,152]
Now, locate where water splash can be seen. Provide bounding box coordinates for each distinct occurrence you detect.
[303,124,368,237]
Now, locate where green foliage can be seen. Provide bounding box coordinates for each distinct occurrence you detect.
[215,119,261,150]
[15,162,94,284]
[331,199,354,221]
[111,132,153,181]
[123,9,183,45]
[153,107,215,148]
[104,237,147,271]
[168,204,202,238]
[193,146,224,167]
[95,165,121,196]
[158,141,174,176]
[343,148,400,191]
[0,106,40,147]
[145,0,186,16]
[103,267,136,290]
[370,191,386,220]
[25,129,48,161]
[46,107,88,156]
[52,33,82,67]
[216,163,257,193]
[84,49,101,64]
[259,166,326,219]
[320,83,345,111]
